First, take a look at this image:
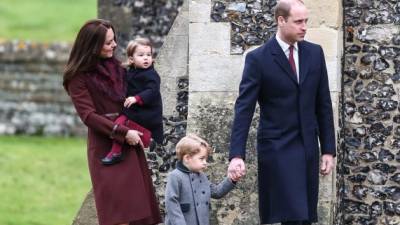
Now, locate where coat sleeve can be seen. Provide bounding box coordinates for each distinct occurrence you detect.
[316,46,336,156]
[229,52,262,160]
[67,74,129,144]
[135,70,161,105]
[210,177,235,199]
[165,173,187,225]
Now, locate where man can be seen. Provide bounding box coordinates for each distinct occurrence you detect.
[227,1,336,225]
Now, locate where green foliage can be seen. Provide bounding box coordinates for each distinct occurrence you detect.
[0,0,96,42]
[0,136,91,225]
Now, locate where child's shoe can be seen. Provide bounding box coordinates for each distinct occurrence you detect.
[101,152,123,165]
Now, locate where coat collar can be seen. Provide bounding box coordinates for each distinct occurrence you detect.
[269,36,310,85]
[298,41,310,85]
[176,160,191,173]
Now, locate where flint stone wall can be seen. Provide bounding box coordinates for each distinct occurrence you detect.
[340,0,400,224]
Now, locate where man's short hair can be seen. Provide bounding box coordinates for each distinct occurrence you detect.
[274,0,304,22]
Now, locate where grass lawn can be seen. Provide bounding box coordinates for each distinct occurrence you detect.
[0,0,97,42]
[0,136,91,225]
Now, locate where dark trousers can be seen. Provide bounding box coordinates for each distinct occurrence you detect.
[281,221,312,225]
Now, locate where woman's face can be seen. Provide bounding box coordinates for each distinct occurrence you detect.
[100,28,117,58]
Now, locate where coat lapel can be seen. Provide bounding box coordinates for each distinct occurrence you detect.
[270,37,298,85]
[298,41,310,85]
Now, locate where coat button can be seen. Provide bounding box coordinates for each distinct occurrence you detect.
[206,201,209,205]
[197,203,199,206]
[194,190,196,194]
[202,191,205,194]
[192,178,194,181]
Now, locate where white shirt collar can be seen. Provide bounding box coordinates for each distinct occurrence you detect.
[276,34,298,52]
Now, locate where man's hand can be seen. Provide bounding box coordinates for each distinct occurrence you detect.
[228,157,246,181]
[320,154,334,175]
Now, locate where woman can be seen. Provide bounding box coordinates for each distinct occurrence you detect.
[63,19,161,225]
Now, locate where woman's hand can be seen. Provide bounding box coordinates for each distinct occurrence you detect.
[125,130,144,148]
[124,97,137,108]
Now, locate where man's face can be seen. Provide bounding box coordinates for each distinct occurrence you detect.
[278,3,308,44]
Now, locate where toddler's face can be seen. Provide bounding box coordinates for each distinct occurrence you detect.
[185,147,208,173]
[130,44,153,69]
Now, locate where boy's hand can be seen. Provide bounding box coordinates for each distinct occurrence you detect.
[124,97,137,108]
[228,173,241,182]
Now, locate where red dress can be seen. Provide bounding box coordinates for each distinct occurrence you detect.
[67,58,161,225]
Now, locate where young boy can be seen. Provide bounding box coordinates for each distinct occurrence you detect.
[165,134,239,225]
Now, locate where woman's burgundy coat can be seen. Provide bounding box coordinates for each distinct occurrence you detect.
[67,61,161,225]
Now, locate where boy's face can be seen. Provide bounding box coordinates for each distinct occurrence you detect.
[129,44,153,69]
[184,147,208,173]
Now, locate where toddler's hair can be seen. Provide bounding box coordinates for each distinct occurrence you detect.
[176,134,213,160]
[123,37,153,66]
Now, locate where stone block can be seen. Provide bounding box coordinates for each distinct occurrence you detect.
[156,33,188,115]
[306,28,341,93]
[326,60,341,93]
[317,200,334,225]
[190,0,212,23]
[156,35,188,79]
[330,92,340,138]
[168,0,188,36]
[356,24,400,45]
[189,22,231,57]
[189,54,244,92]
[306,28,340,61]
[319,167,336,199]
[304,0,341,29]
[187,91,259,158]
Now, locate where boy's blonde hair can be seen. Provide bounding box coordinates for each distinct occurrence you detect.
[123,37,153,66]
[176,134,213,160]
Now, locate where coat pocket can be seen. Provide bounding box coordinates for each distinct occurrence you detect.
[180,203,190,213]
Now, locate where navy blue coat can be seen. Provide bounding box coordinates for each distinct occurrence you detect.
[229,37,336,224]
[122,66,164,143]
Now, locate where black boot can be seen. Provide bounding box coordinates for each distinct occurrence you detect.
[101,152,123,165]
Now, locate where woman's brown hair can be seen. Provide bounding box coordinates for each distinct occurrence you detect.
[63,19,116,91]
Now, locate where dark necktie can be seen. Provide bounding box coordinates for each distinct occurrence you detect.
[289,45,297,76]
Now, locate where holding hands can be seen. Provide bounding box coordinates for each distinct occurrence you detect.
[228,157,246,182]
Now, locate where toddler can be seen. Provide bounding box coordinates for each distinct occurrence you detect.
[102,37,164,165]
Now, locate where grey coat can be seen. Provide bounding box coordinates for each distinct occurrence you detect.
[165,161,235,225]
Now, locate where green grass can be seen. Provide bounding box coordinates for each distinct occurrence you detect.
[0,136,91,225]
[0,0,97,42]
